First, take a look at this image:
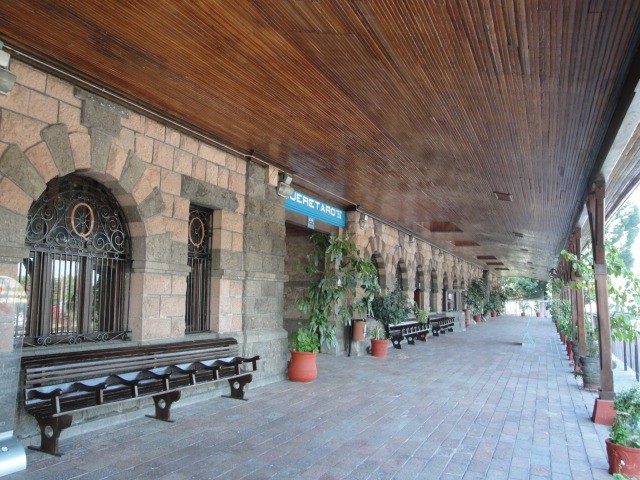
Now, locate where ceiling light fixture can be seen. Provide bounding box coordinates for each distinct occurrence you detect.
[493,191,513,202]
[359,212,369,229]
[0,41,16,95]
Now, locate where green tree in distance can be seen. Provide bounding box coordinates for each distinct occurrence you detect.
[605,202,639,270]
[502,277,546,300]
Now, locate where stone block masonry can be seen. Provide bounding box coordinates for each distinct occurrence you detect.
[0,58,291,443]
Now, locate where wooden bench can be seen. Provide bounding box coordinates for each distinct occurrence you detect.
[22,338,259,456]
[388,321,429,349]
[428,315,455,336]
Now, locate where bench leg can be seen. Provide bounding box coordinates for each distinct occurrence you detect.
[148,391,181,422]
[224,373,253,400]
[391,336,402,349]
[29,414,72,456]
[406,335,415,345]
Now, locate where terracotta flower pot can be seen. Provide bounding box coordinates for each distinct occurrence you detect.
[491,311,497,317]
[473,314,481,323]
[352,320,365,341]
[371,339,389,357]
[606,438,640,476]
[536,312,541,317]
[288,351,318,382]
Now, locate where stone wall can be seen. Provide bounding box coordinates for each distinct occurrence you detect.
[0,60,249,343]
[278,212,496,356]
[283,227,317,337]
[240,163,288,380]
[345,211,492,313]
[0,60,289,440]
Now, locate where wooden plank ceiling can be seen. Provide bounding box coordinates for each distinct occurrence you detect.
[2,1,640,279]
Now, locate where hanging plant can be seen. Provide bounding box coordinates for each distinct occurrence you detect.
[562,243,639,342]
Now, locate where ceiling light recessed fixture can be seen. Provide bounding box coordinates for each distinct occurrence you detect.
[495,267,510,270]
[493,191,513,202]
[429,222,462,233]
[477,255,497,260]
[454,240,480,247]
[486,262,504,266]
[513,232,524,238]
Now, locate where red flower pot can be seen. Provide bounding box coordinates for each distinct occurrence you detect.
[606,438,640,477]
[491,312,497,317]
[288,351,318,382]
[473,314,481,323]
[371,339,389,357]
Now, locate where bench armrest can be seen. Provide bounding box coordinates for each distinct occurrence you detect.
[27,388,63,414]
[242,356,260,371]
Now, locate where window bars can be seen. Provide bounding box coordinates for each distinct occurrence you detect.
[17,176,130,347]
[185,205,212,333]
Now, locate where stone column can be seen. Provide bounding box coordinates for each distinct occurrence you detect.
[241,163,288,382]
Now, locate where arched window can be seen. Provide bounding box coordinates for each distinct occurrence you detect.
[18,175,130,346]
[186,205,212,333]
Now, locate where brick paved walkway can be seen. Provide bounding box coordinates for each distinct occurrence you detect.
[9,315,617,479]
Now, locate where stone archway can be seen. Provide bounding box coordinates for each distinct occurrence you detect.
[430,268,438,312]
[414,264,425,309]
[396,259,408,293]
[0,119,185,341]
[371,252,387,292]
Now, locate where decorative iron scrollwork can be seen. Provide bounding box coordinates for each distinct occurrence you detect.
[26,176,129,258]
[188,206,211,257]
[25,331,128,348]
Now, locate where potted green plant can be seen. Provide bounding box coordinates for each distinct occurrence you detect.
[371,283,407,332]
[295,233,380,358]
[369,321,389,357]
[466,278,487,323]
[288,323,320,382]
[415,306,429,340]
[606,385,640,476]
[484,291,500,317]
[577,326,600,390]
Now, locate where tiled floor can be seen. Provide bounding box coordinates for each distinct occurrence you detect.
[8,315,620,479]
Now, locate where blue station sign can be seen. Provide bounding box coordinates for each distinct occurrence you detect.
[285,191,346,228]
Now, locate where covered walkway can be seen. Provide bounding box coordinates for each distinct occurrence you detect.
[10,316,617,480]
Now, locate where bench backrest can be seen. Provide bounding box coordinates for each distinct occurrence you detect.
[23,338,240,389]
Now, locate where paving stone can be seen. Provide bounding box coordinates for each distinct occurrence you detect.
[8,315,619,480]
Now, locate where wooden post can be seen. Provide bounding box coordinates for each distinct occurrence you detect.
[575,288,586,357]
[587,179,615,425]
[570,228,586,358]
